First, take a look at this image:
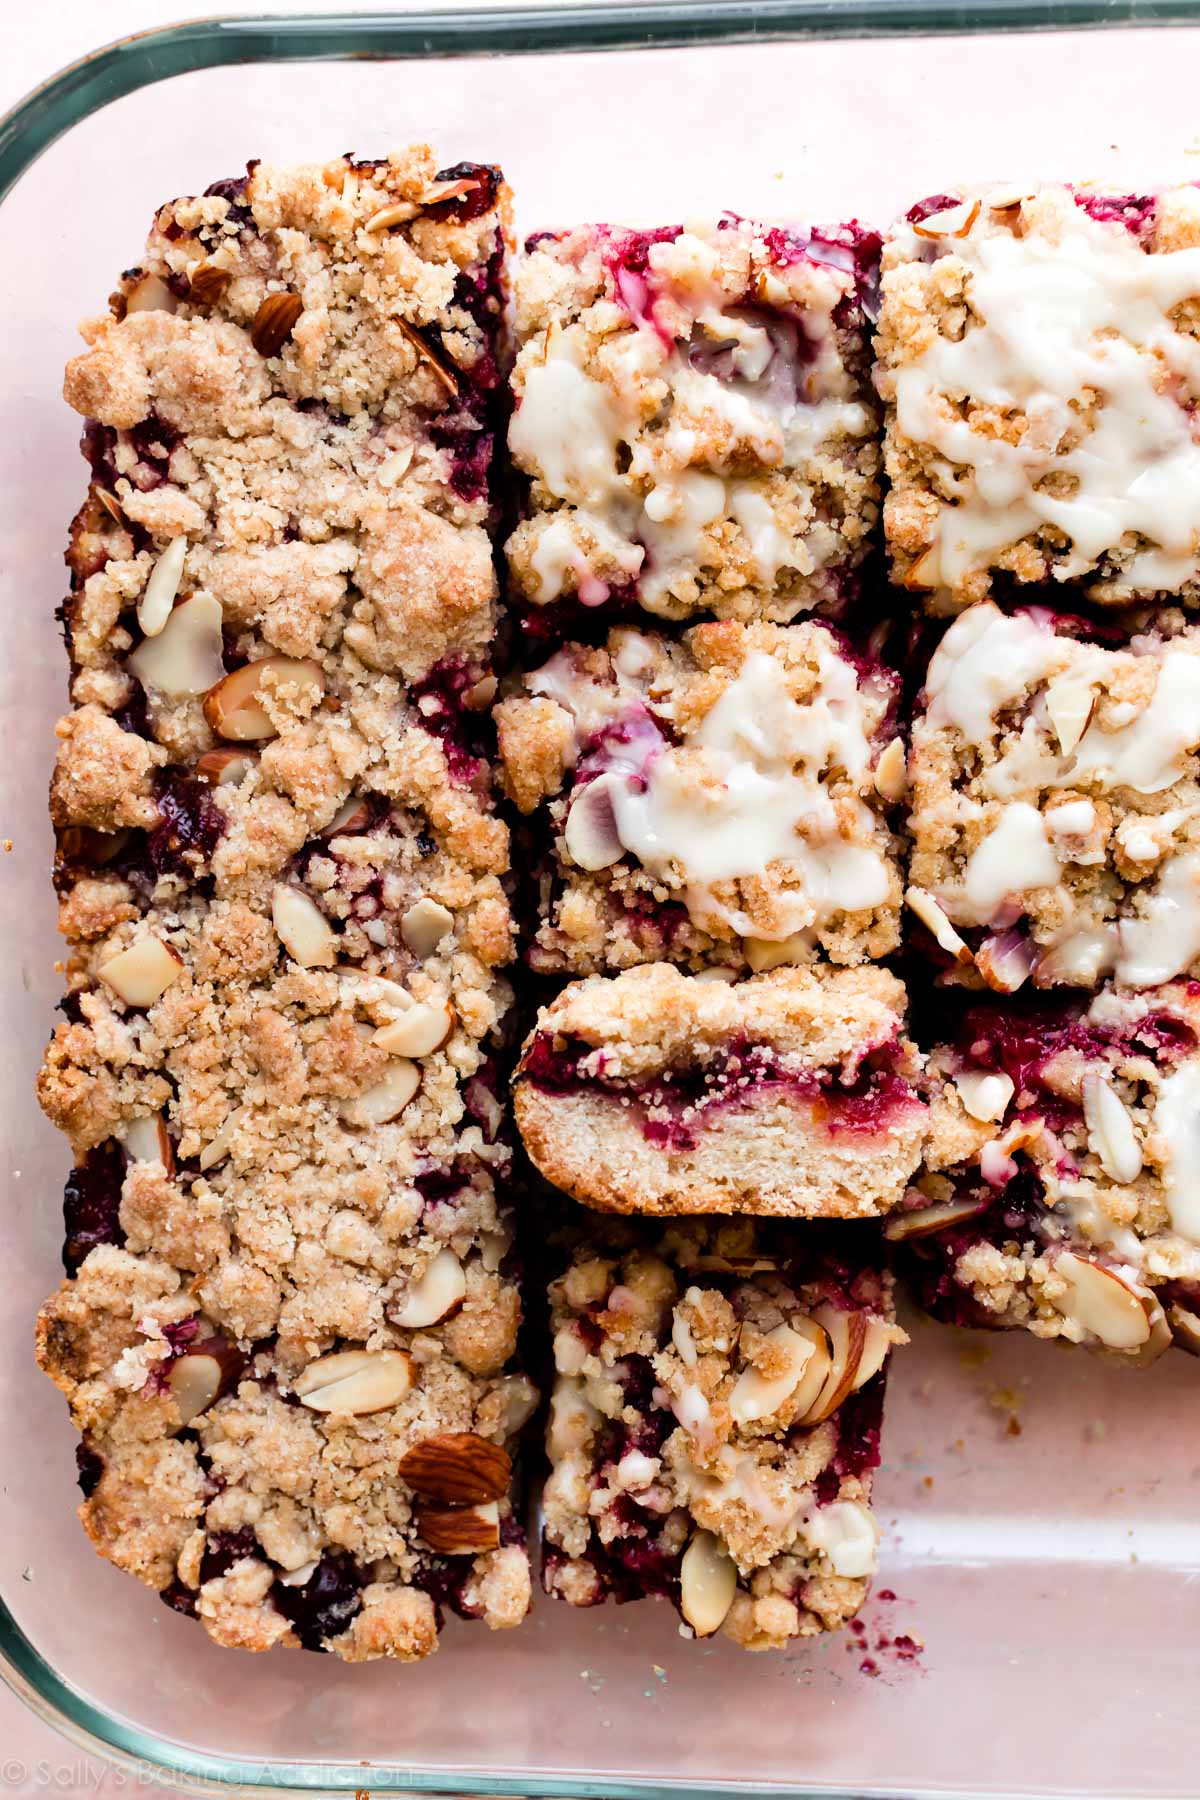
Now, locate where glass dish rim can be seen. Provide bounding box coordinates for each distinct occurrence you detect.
[3,3,1198,1793]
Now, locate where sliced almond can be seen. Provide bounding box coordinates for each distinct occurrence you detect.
[853,1316,906,1391]
[975,931,1035,994]
[294,1348,414,1414]
[953,1070,1015,1123]
[912,197,980,240]
[377,445,414,488]
[129,593,225,697]
[401,897,454,959]
[987,184,1036,211]
[1168,1302,1200,1355]
[250,290,303,357]
[396,316,460,397]
[118,1112,174,1172]
[744,932,811,973]
[98,937,183,1008]
[202,656,324,742]
[323,795,372,835]
[784,1315,833,1420]
[463,675,498,711]
[902,545,942,591]
[392,1249,467,1329]
[399,1431,511,1503]
[491,1372,540,1437]
[339,1058,421,1127]
[1052,1253,1152,1351]
[884,1195,990,1241]
[125,272,177,314]
[136,537,188,638]
[272,884,337,969]
[198,1106,243,1173]
[679,1531,738,1637]
[421,175,484,206]
[802,1306,868,1424]
[372,997,454,1058]
[563,773,626,872]
[1045,677,1095,757]
[167,1353,222,1424]
[364,200,420,231]
[729,1323,815,1426]
[276,1558,320,1588]
[195,747,255,786]
[906,887,972,963]
[873,737,908,803]
[1034,927,1117,988]
[95,488,126,527]
[415,1499,500,1555]
[1082,1074,1143,1184]
[1124,1299,1173,1370]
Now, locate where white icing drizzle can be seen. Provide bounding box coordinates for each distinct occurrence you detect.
[961,801,1060,924]
[1115,851,1200,986]
[800,1500,879,1578]
[607,647,890,936]
[896,197,1200,588]
[1153,1058,1200,1242]
[925,604,1060,745]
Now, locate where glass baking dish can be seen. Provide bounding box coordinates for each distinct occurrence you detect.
[3,5,1199,1794]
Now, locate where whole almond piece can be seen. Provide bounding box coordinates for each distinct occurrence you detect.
[188,264,231,305]
[415,1500,500,1555]
[251,291,303,357]
[398,1431,511,1503]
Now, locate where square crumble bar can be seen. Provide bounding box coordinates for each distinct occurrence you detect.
[36,149,539,1663]
[893,982,1200,1362]
[505,217,882,632]
[906,600,1200,992]
[543,1217,905,1651]
[876,182,1200,611]
[496,618,904,975]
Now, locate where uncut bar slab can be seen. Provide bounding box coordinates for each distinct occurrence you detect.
[505,217,881,633]
[36,151,537,1662]
[876,183,1200,612]
[496,618,904,975]
[906,600,1200,992]
[543,1217,905,1650]
[894,983,1200,1363]
[514,964,928,1218]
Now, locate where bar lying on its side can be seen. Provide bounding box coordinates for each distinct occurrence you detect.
[514,964,928,1218]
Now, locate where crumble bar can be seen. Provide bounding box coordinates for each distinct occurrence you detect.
[513,964,928,1218]
[543,1217,905,1650]
[894,984,1200,1362]
[496,618,904,974]
[876,183,1200,610]
[505,217,881,631]
[907,600,1200,990]
[37,150,538,1661]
